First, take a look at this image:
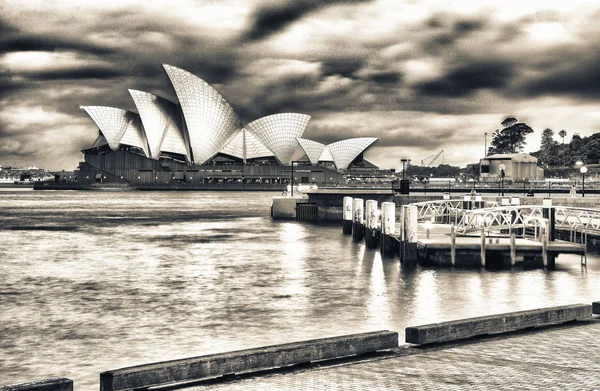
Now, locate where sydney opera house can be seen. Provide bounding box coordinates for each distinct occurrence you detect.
[76,64,380,188]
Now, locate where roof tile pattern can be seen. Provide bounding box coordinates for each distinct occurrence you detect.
[326,137,378,170]
[297,138,326,164]
[119,115,149,156]
[163,64,242,165]
[129,90,188,160]
[245,113,311,165]
[80,106,132,151]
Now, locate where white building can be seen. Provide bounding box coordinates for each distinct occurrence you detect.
[480,153,544,181]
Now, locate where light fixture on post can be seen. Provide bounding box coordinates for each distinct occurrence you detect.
[580,165,588,197]
[401,158,408,180]
[499,163,506,196]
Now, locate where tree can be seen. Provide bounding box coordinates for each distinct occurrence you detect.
[559,129,567,144]
[558,130,567,165]
[579,140,600,164]
[487,117,534,155]
[538,128,559,166]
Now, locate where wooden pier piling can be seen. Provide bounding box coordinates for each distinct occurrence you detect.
[380,202,397,257]
[342,196,353,235]
[352,198,364,242]
[365,200,378,248]
[403,205,418,267]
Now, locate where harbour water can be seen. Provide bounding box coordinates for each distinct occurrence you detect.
[1,190,599,390]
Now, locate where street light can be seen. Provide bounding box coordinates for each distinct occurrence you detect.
[580,165,588,197]
[401,158,408,180]
[499,163,506,196]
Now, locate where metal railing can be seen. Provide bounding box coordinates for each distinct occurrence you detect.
[411,199,600,238]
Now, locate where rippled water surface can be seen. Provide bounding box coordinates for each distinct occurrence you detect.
[1,190,599,390]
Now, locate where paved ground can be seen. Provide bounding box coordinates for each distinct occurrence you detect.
[192,318,600,390]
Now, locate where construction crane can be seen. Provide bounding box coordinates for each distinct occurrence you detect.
[421,150,444,167]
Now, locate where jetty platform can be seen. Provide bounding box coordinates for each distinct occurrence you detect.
[196,318,600,390]
[401,222,584,252]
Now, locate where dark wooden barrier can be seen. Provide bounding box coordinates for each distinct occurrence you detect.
[593,301,600,315]
[296,204,318,221]
[406,304,591,345]
[0,378,73,391]
[100,330,398,391]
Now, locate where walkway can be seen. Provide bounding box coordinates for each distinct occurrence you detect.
[195,319,600,390]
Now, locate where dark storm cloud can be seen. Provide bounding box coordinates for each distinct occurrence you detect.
[0,18,115,55]
[521,53,600,99]
[416,61,514,97]
[21,67,127,81]
[364,71,402,84]
[321,57,365,78]
[421,15,489,53]
[243,0,373,41]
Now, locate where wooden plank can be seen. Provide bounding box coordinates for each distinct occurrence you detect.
[593,302,600,315]
[0,378,72,391]
[100,331,398,391]
[405,304,591,345]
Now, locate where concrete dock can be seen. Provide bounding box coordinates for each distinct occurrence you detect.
[195,318,600,390]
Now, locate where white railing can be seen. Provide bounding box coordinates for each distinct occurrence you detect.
[410,199,600,238]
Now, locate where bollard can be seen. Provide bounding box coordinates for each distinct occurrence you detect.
[365,200,378,248]
[342,196,353,235]
[352,198,364,242]
[403,205,418,267]
[380,202,397,257]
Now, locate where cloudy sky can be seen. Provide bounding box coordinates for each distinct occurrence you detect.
[1,0,600,170]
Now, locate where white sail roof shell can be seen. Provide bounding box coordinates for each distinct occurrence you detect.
[163,64,243,165]
[119,115,149,156]
[296,138,325,165]
[326,137,378,170]
[244,129,275,159]
[80,106,131,151]
[219,129,275,160]
[219,130,244,159]
[245,113,310,165]
[318,146,334,162]
[90,134,108,148]
[80,106,148,156]
[129,90,189,160]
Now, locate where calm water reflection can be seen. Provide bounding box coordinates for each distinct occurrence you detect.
[0,191,597,390]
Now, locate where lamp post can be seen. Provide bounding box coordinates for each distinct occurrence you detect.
[499,163,506,196]
[401,158,408,180]
[580,165,588,197]
[290,161,299,197]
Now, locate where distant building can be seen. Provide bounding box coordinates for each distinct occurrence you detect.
[76,64,380,186]
[480,153,543,181]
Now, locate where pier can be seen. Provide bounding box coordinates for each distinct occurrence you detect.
[273,189,600,268]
